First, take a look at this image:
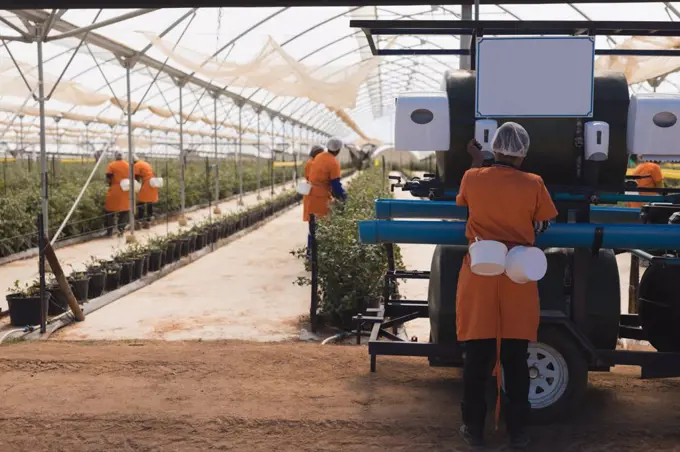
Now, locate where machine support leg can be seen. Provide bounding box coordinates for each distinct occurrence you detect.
[629,254,640,314]
[370,354,377,373]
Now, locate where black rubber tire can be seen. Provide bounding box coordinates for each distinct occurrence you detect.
[528,326,589,425]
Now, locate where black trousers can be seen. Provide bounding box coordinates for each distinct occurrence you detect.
[104,210,129,235]
[461,339,530,436]
[136,202,154,223]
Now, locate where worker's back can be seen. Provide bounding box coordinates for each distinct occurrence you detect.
[456,165,555,247]
[308,152,340,198]
[631,162,663,189]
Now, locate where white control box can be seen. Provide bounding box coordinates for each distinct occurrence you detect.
[584,121,610,161]
[475,119,498,159]
[628,93,680,161]
[394,92,450,152]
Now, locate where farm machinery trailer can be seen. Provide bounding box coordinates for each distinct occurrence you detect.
[351,19,680,421]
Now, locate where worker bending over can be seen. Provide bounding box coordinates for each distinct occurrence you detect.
[456,123,557,449]
[134,155,159,229]
[628,154,663,209]
[104,152,131,237]
[302,144,326,224]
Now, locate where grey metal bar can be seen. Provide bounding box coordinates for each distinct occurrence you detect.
[213,94,219,204]
[126,62,136,236]
[37,34,48,234]
[2,39,35,94]
[179,83,185,214]
[256,111,261,200]
[238,104,244,205]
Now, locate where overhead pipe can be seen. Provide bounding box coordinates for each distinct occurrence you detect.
[438,190,680,204]
[374,199,642,224]
[358,220,680,250]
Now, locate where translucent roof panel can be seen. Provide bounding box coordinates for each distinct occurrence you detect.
[0,3,678,152]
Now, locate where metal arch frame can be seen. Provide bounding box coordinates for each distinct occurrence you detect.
[249,8,464,130]
[8,9,329,136]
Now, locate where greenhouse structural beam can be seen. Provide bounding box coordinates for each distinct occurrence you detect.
[44,9,157,42]
[9,9,328,136]
[2,0,664,8]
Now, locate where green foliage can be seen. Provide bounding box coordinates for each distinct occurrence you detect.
[293,168,403,328]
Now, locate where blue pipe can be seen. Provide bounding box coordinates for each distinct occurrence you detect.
[375,199,640,223]
[439,190,677,204]
[358,220,680,250]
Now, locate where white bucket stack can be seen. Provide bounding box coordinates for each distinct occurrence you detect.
[296,180,312,195]
[469,240,548,283]
[150,177,164,188]
[469,240,508,276]
[504,246,548,284]
[120,178,131,192]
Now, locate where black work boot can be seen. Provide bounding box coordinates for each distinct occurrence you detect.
[506,403,530,450]
[459,424,484,448]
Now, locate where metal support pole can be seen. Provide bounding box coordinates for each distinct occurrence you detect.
[37,34,49,235]
[38,213,47,334]
[309,214,318,333]
[270,116,275,197]
[179,83,186,215]
[460,5,472,70]
[238,103,244,205]
[628,254,640,314]
[125,62,136,236]
[256,111,262,200]
[213,94,219,204]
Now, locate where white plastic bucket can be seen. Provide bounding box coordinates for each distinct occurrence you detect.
[296,180,312,195]
[505,246,548,284]
[150,177,164,188]
[120,178,131,192]
[469,240,508,276]
[133,180,142,193]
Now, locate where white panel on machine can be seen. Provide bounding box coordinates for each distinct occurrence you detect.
[475,119,498,159]
[475,37,595,118]
[627,93,680,162]
[584,121,610,161]
[394,92,450,152]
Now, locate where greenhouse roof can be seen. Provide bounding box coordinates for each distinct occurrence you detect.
[0,3,679,157]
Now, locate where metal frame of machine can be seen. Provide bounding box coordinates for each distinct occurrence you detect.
[351,19,680,419]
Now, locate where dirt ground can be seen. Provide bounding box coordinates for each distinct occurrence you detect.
[1,341,679,452]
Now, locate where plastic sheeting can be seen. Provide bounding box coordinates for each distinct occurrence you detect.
[595,36,680,85]
[141,32,380,110]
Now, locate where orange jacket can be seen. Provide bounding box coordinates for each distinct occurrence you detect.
[134,160,159,204]
[628,162,663,209]
[104,160,130,212]
[304,152,340,222]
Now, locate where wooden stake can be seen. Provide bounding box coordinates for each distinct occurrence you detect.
[44,243,85,322]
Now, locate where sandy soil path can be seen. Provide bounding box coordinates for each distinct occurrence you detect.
[0,341,679,452]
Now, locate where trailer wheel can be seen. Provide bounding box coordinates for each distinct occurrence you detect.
[501,326,588,424]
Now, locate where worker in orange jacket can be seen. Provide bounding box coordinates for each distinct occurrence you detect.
[133,155,159,229]
[627,154,664,209]
[456,123,558,449]
[104,152,131,237]
[302,144,326,223]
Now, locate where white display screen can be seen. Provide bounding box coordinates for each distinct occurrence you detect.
[475,37,595,118]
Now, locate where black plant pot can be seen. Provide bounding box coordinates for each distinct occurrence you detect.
[105,267,122,292]
[170,240,182,261]
[195,233,206,250]
[179,239,190,257]
[7,293,47,327]
[87,271,106,298]
[188,235,197,253]
[132,258,144,281]
[149,250,163,272]
[119,261,134,285]
[70,277,90,303]
[47,285,69,315]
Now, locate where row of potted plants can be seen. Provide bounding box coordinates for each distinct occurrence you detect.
[5,189,304,327]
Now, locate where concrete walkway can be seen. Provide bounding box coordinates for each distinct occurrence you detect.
[54,201,310,341]
[1,181,296,313]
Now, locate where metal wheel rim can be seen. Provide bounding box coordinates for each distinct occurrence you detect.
[502,341,569,410]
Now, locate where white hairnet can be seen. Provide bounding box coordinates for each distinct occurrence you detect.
[491,122,530,158]
[327,137,344,152]
[114,151,123,160]
[310,145,324,156]
[132,154,139,162]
